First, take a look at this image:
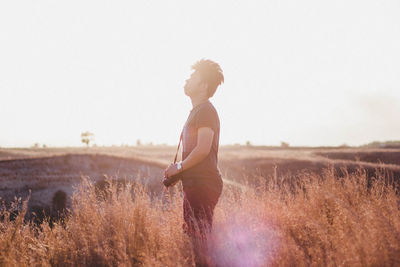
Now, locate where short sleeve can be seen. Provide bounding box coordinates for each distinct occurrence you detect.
[195,105,218,131]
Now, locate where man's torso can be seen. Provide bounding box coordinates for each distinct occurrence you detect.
[181,101,223,191]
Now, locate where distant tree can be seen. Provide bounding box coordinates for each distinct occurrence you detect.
[280,141,290,148]
[362,140,400,148]
[136,139,142,146]
[246,140,252,146]
[33,143,40,148]
[384,141,400,148]
[81,131,94,147]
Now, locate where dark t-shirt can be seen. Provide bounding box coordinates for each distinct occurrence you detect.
[181,101,223,192]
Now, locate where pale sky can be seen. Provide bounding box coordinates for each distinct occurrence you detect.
[1,0,399,147]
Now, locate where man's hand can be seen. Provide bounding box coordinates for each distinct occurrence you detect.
[164,163,181,178]
[164,127,213,179]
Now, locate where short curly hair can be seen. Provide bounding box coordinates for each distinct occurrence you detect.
[191,59,224,98]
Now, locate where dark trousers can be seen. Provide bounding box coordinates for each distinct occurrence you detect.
[183,185,222,266]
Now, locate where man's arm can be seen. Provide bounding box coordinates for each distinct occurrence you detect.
[181,127,214,171]
[164,127,214,178]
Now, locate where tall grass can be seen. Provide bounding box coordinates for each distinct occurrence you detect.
[1,168,400,266]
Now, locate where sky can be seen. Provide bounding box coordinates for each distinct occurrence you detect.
[1,0,399,147]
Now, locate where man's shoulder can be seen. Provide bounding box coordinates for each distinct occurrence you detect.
[186,101,219,130]
[196,102,218,117]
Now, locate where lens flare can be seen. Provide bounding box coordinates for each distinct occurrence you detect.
[208,211,280,267]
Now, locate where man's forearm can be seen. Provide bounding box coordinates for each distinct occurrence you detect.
[181,146,209,171]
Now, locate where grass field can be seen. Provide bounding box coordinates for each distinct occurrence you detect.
[1,146,400,266]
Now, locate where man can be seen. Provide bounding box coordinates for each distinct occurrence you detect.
[164,59,224,266]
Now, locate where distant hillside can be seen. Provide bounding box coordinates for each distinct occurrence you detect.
[362,140,400,148]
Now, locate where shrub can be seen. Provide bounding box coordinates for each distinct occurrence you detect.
[0,169,399,266]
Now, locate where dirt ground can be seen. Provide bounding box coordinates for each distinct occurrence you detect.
[1,145,399,215]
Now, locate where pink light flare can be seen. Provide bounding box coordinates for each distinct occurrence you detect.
[207,212,280,267]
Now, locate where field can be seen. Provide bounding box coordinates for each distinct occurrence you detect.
[1,146,400,266]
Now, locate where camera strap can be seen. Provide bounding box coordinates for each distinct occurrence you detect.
[173,131,183,164]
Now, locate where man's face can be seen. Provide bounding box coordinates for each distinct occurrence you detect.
[184,71,207,97]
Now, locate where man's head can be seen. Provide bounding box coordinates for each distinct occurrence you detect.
[184,59,224,99]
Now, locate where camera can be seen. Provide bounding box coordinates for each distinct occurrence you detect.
[162,173,182,187]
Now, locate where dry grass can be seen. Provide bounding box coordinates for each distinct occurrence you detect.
[1,168,400,266]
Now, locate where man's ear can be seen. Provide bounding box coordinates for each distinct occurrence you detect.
[200,82,209,94]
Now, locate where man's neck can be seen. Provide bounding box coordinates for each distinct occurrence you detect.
[190,96,209,109]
